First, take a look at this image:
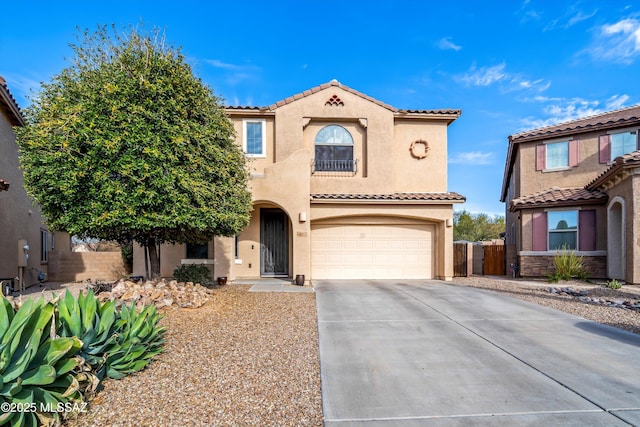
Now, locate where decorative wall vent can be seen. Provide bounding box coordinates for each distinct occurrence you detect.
[410,139,430,159]
[325,94,344,107]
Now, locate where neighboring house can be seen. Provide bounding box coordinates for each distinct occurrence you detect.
[0,76,51,289]
[501,104,640,283]
[133,80,465,282]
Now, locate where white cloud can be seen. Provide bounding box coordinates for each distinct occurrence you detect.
[519,97,603,130]
[606,94,630,110]
[587,18,640,63]
[544,8,598,31]
[457,63,507,87]
[204,59,243,70]
[437,37,462,51]
[449,151,495,165]
[456,63,550,93]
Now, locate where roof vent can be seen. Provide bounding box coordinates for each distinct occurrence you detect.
[325,94,344,107]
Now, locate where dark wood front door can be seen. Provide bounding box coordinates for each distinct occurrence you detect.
[260,209,289,277]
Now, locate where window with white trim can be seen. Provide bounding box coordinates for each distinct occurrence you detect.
[610,130,637,159]
[548,211,577,250]
[242,119,266,157]
[546,141,569,169]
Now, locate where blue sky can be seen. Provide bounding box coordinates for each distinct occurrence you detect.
[2,1,640,217]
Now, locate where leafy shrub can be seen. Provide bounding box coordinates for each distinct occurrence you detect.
[550,245,585,281]
[606,279,622,289]
[0,296,84,427]
[173,264,212,285]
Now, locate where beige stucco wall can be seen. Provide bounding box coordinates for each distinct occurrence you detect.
[228,86,451,195]
[135,84,459,283]
[517,131,612,198]
[0,109,48,289]
[603,171,640,284]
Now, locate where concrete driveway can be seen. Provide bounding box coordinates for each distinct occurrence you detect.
[315,280,640,426]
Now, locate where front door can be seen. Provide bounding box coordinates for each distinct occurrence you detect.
[260,209,289,277]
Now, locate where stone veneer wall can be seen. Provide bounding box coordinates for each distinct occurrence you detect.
[48,252,126,282]
[519,255,606,279]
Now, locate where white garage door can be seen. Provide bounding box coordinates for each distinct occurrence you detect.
[311,223,434,279]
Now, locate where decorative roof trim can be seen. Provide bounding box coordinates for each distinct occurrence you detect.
[586,150,640,190]
[0,76,25,127]
[224,80,461,124]
[508,187,607,212]
[510,104,640,143]
[311,192,466,204]
[501,104,640,202]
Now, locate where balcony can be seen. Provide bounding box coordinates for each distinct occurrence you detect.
[311,159,358,176]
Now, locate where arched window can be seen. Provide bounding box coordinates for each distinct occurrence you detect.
[314,125,354,171]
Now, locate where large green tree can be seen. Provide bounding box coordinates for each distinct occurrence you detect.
[454,210,505,242]
[16,25,252,278]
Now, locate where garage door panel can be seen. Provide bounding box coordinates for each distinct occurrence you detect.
[311,223,434,280]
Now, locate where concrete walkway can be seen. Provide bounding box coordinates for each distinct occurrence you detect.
[315,280,640,426]
[233,278,314,293]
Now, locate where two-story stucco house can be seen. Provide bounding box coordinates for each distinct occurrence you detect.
[501,104,640,284]
[133,80,465,282]
[0,76,51,290]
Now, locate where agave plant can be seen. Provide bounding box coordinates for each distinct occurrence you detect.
[0,295,83,427]
[105,303,165,379]
[55,290,119,380]
[56,290,165,381]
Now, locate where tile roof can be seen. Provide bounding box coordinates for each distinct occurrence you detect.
[311,192,466,202]
[586,149,640,189]
[225,80,460,120]
[510,104,640,143]
[501,104,640,202]
[0,76,25,126]
[0,179,9,191]
[509,187,607,211]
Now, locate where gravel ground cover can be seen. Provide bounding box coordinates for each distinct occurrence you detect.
[12,275,640,426]
[453,276,640,335]
[64,284,322,427]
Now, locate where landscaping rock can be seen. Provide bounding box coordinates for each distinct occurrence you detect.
[97,278,212,309]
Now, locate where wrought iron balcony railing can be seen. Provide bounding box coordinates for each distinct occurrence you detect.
[312,159,358,174]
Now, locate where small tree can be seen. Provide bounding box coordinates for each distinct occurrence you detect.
[454,210,505,242]
[16,25,252,278]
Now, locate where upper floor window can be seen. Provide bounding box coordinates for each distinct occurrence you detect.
[600,130,638,163]
[610,130,637,159]
[314,125,354,172]
[546,141,569,169]
[243,119,266,157]
[536,140,578,171]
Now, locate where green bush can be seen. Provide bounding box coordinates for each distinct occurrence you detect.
[550,245,586,281]
[173,264,212,285]
[0,296,84,427]
[606,279,622,289]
